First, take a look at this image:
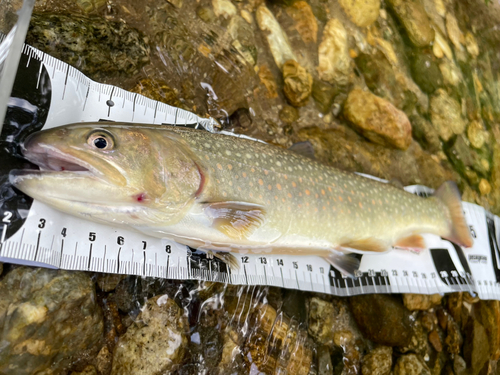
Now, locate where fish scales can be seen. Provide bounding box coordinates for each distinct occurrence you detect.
[174,127,449,248]
[10,123,473,274]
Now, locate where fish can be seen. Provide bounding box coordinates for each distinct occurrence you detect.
[10,122,473,275]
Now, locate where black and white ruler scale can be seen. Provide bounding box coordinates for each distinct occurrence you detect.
[1,37,500,300]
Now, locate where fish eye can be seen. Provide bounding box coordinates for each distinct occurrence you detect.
[87,130,114,150]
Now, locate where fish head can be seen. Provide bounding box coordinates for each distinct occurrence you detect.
[10,123,202,226]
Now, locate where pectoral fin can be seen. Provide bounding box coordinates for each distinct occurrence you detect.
[339,238,388,253]
[204,202,266,240]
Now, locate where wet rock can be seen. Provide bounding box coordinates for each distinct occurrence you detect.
[410,50,444,94]
[446,135,488,181]
[256,5,296,69]
[244,303,313,374]
[167,0,183,8]
[428,330,443,352]
[339,0,380,27]
[475,300,500,361]
[197,6,217,23]
[433,28,454,60]
[386,0,434,47]
[26,13,150,80]
[228,15,259,65]
[131,78,188,111]
[409,114,441,153]
[279,105,299,124]
[463,319,490,375]
[307,297,338,347]
[311,79,338,113]
[71,365,97,375]
[465,31,479,57]
[445,13,463,50]
[0,267,103,375]
[394,353,431,375]
[453,355,467,375]
[430,89,467,141]
[317,345,334,375]
[286,1,318,43]
[439,58,463,89]
[333,330,361,375]
[317,18,352,86]
[403,293,443,310]
[355,51,420,113]
[467,120,490,149]
[217,328,244,373]
[96,346,113,375]
[308,297,362,348]
[479,179,491,195]
[361,346,392,375]
[398,319,429,356]
[296,125,454,189]
[96,273,126,292]
[111,295,188,374]
[283,59,313,107]
[350,294,412,347]
[212,0,237,18]
[344,87,412,150]
[258,64,279,98]
[445,316,463,355]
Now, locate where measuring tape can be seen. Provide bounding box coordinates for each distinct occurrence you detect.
[2,36,500,300]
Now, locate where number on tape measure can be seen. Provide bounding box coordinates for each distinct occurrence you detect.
[2,212,12,223]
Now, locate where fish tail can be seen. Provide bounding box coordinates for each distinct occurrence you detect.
[434,181,473,248]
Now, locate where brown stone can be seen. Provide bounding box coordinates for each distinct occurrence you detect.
[385,0,434,47]
[339,0,380,27]
[344,87,412,150]
[475,300,500,361]
[394,353,431,375]
[286,1,318,43]
[428,330,443,352]
[361,346,392,375]
[403,293,443,311]
[350,294,412,347]
[282,59,313,107]
[463,319,490,375]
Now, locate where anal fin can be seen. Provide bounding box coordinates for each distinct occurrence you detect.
[394,234,426,252]
[324,251,360,277]
[339,238,388,253]
[205,250,240,270]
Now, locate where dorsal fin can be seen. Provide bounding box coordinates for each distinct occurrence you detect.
[204,202,266,240]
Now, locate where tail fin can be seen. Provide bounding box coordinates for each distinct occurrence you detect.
[434,181,473,248]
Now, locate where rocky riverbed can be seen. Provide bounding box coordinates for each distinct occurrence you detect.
[2,0,500,373]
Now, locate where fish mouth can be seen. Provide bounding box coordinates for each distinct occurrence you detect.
[14,132,93,176]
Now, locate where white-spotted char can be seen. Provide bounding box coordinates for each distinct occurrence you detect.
[10,123,473,275]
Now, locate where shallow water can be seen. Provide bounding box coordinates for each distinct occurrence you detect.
[1,0,500,374]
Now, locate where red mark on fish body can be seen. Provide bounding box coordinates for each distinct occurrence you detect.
[61,167,65,171]
[135,193,146,203]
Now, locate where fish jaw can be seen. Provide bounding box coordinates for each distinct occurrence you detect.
[9,169,154,223]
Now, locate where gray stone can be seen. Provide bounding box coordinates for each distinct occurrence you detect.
[111,295,188,374]
[430,89,467,141]
[0,267,103,375]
